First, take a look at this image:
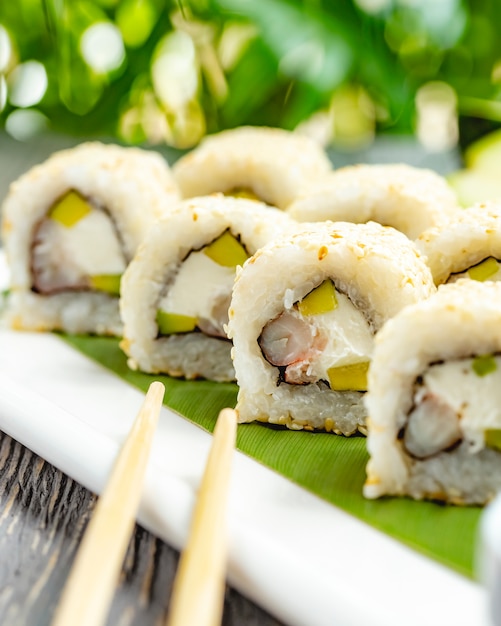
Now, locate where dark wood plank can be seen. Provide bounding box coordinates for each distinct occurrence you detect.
[0,430,284,626]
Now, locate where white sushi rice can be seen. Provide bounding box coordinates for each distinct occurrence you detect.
[364,280,501,505]
[287,163,459,240]
[120,194,296,381]
[416,201,501,285]
[172,126,332,210]
[227,221,436,433]
[2,142,180,335]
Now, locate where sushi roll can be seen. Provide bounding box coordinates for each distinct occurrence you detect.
[119,194,296,382]
[1,142,180,335]
[172,126,332,210]
[227,221,435,434]
[364,280,501,505]
[287,164,459,240]
[417,202,501,285]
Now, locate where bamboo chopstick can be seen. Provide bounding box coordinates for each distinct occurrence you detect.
[166,407,237,626]
[52,380,165,626]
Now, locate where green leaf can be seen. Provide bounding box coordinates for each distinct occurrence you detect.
[279,81,324,130]
[62,334,482,579]
[116,0,158,48]
[218,38,279,127]
[214,0,354,93]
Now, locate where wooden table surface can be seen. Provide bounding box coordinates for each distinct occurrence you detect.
[0,432,285,626]
[0,130,460,626]
[0,131,284,626]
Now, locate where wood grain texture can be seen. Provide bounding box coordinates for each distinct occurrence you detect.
[0,430,284,626]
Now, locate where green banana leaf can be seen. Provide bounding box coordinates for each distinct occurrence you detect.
[63,334,483,579]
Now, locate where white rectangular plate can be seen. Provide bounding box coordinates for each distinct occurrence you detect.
[0,253,487,626]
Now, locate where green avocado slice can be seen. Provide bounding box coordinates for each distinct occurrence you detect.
[467,257,499,282]
[298,280,338,316]
[156,310,197,334]
[89,274,122,295]
[203,231,249,268]
[472,354,497,376]
[327,361,369,392]
[226,187,260,201]
[49,190,92,227]
[485,429,501,452]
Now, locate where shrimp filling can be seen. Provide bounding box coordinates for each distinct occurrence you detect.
[259,280,373,389]
[156,230,249,338]
[402,355,501,459]
[31,190,126,295]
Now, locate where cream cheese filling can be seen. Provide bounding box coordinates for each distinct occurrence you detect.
[59,210,126,275]
[32,209,126,293]
[302,291,373,381]
[417,357,501,453]
[158,250,235,332]
[259,287,373,387]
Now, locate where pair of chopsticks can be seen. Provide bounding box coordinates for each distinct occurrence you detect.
[52,381,237,626]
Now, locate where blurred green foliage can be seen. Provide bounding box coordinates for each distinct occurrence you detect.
[0,0,500,149]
